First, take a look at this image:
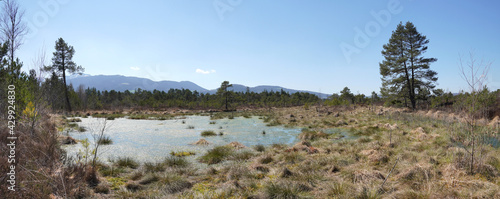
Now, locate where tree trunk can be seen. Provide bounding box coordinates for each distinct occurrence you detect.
[399,42,415,110]
[409,44,416,110]
[402,60,414,110]
[62,67,72,112]
[225,94,228,111]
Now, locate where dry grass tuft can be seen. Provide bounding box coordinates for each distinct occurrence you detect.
[353,170,385,184]
[397,164,434,191]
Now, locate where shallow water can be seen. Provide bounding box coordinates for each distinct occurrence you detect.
[62,116,305,163]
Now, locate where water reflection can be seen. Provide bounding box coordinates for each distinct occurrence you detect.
[63,116,302,163]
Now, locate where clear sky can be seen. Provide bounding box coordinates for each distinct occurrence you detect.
[16,0,500,95]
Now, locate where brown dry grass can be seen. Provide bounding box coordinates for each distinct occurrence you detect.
[10,105,498,198]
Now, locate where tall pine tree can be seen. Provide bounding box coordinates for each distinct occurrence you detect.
[44,38,84,112]
[217,81,233,111]
[380,22,437,110]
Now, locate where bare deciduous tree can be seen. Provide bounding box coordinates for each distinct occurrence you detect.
[26,47,49,136]
[0,0,28,65]
[458,51,492,174]
[77,84,87,111]
[90,118,111,168]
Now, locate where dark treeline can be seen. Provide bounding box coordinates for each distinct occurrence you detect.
[323,86,499,120]
[44,77,321,111]
[45,73,500,118]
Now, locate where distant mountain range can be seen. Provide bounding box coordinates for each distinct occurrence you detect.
[67,74,329,98]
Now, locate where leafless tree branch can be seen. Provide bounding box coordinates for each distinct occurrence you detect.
[0,0,28,63]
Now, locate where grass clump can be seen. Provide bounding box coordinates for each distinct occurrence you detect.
[199,146,234,164]
[157,117,168,120]
[94,183,110,194]
[93,113,125,119]
[254,144,266,152]
[357,187,381,199]
[232,150,255,161]
[67,123,78,129]
[129,171,144,181]
[143,162,166,172]
[97,135,113,145]
[129,115,148,120]
[266,119,281,126]
[139,174,159,185]
[326,182,350,196]
[125,182,142,192]
[259,155,274,164]
[358,137,372,143]
[159,174,193,194]
[272,143,287,150]
[201,130,217,136]
[352,126,380,136]
[114,157,139,169]
[164,156,189,168]
[281,151,304,163]
[77,126,86,132]
[265,182,301,199]
[68,118,82,122]
[107,177,127,190]
[98,165,126,177]
[298,128,329,140]
[209,121,216,125]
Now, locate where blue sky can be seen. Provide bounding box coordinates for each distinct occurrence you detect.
[16,0,500,95]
